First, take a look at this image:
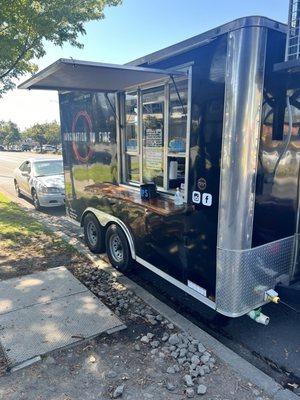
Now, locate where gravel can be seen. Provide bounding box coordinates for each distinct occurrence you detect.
[168,333,180,346]
[113,384,125,398]
[197,384,207,395]
[105,370,117,379]
[161,333,169,342]
[150,340,159,348]
[166,382,176,391]
[63,263,237,399]
[191,355,200,365]
[186,388,195,398]
[167,366,176,374]
[184,374,194,387]
[197,343,206,354]
[140,336,150,344]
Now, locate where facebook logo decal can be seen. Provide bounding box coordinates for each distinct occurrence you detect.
[202,193,212,206]
[192,191,212,206]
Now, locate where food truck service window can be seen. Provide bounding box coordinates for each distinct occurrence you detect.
[123,76,189,197]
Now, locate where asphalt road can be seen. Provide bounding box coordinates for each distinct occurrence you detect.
[0,151,299,392]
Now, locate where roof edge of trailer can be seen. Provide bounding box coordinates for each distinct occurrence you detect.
[126,15,287,67]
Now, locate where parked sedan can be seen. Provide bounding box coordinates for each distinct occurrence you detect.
[13,157,65,210]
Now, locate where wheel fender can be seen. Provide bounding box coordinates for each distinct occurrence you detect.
[81,208,136,259]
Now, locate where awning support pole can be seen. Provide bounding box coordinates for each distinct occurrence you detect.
[170,74,186,115]
[105,93,123,129]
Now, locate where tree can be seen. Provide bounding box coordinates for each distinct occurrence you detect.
[44,121,61,150]
[0,120,21,148]
[23,123,47,152]
[23,121,61,152]
[0,0,122,96]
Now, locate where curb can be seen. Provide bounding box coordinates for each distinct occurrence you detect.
[1,189,299,400]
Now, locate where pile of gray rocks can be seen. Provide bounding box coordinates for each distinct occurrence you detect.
[138,330,214,397]
[75,264,214,398]
[75,264,168,323]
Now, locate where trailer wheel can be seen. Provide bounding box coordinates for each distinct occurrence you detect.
[105,224,132,272]
[83,213,105,253]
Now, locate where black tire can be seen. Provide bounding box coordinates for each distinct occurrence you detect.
[32,189,41,210]
[105,224,132,272]
[83,213,105,253]
[14,180,22,198]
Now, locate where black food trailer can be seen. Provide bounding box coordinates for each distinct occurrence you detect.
[20,13,300,322]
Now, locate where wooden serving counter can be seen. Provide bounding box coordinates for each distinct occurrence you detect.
[85,183,190,216]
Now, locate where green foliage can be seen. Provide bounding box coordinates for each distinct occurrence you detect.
[0,0,122,95]
[0,120,21,147]
[23,120,60,151]
[0,191,45,243]
[0,191,80,256]
[44,121,61,149]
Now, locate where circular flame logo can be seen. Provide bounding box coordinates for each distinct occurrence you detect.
[71,110,94,163]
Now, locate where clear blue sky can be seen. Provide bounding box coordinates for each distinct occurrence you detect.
[41,0,290,68]
[1,0,290,129]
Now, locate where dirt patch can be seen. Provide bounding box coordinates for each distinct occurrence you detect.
[0,231,84,280]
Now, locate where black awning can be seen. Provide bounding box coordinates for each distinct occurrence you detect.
[18,59,185,92]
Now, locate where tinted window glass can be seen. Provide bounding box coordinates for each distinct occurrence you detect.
[169,79,188,154]
[142,86,165,187]
[125,92,138,152]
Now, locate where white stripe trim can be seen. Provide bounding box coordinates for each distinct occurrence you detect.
[135,256,216,310]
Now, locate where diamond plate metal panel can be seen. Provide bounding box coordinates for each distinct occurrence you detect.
[216,236,295,317]
[0,267,125,368]
[0,292,124,367]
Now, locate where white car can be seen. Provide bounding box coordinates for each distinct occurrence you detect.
[14,157,65,210]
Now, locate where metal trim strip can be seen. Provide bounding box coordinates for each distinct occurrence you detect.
[127,17,286,67]
[136,256,216,310]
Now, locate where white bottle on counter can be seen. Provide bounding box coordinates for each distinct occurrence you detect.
[174,187,183,206]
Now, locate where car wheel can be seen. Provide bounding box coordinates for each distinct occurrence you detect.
[32,189,41,210]
[14,180,22,198]
[83,213,105,253]
[105,224,132,272]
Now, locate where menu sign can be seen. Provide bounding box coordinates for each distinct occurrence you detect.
[144,128,163,171]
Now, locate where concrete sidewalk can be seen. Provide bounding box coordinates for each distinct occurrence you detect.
[0,267,124,369]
